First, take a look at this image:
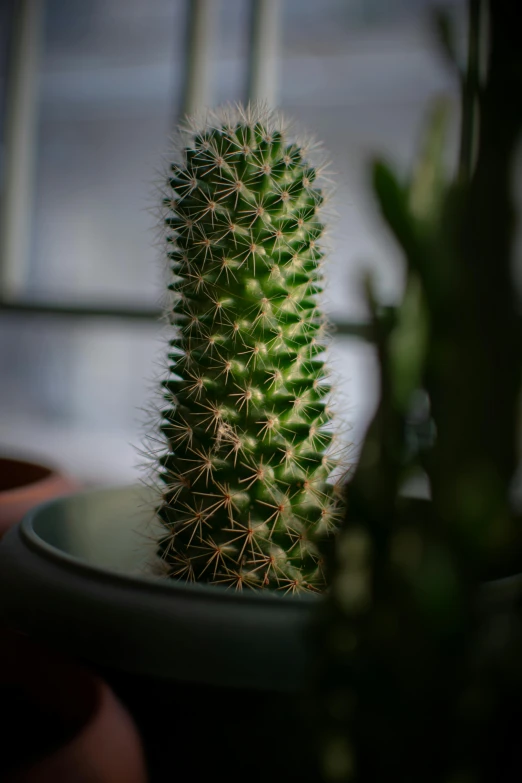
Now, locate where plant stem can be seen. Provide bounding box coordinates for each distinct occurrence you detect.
[458,0,482,183]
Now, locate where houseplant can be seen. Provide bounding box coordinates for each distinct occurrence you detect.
[0,627,147,783]
[154,104,342,590]
[2,1,518,779]
[0,453,77,538]
[316,0,522,780]
[0,108,343,782]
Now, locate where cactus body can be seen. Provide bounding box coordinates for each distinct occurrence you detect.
[156,107,341,592]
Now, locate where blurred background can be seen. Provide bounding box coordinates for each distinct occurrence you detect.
[0,0,466,485]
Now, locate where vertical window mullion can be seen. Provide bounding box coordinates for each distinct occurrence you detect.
[0,0,45,299]
[178,0,215,119]
[245,0,282,107]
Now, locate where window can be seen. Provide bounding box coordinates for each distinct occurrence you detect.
[0,0,466,484]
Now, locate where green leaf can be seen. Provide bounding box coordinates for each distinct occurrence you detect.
[388,274,428,412]
[408,98,450,224]
[371,159,421,269]
[433,8,460,71]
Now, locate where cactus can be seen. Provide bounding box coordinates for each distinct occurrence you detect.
[155,106,342,592]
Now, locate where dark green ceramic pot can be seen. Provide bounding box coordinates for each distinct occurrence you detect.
[0,486,321,782]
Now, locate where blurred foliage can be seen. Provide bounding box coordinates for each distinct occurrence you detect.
[316,0,522,780]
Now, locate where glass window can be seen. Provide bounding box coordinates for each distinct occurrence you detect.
[0,0,466,483]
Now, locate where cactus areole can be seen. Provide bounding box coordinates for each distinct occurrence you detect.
[157,106,341,592]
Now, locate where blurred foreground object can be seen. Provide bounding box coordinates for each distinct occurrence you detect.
[317,0,522,780]
[0,628,147,783]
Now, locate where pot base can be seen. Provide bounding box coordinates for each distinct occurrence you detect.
[0,486,322,782]
[95,663,320,783]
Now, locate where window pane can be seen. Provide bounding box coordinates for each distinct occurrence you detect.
[1,0,466,483]
[279,0,464,320]
[0,312,160,482]
[22,0,465,312]
[26,0,183,302]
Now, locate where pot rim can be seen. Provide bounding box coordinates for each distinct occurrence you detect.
[19,484,319,609]
[0,485,320,690]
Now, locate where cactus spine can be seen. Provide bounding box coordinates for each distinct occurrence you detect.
[156,106,341,592]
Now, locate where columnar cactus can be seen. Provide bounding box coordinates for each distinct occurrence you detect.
[156,105,342,592]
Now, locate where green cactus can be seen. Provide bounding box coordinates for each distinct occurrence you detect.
[155,106,342,592]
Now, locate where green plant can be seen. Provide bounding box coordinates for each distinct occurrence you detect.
[155,106,343,592]
[317,0,522,780]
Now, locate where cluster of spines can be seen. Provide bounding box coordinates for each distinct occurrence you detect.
[156,106,343,592]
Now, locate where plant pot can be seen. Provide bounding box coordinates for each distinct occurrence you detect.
[0,486,322,782]
[0,454,78,539]
[0,628,147,783]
